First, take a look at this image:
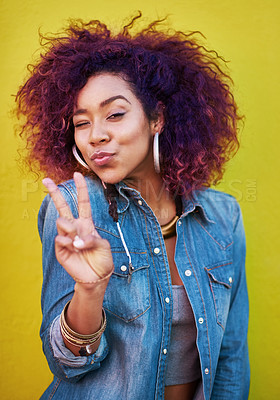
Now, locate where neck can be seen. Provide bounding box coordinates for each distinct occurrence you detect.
[124,174,176,224]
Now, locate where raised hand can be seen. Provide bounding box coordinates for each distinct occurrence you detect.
[42,172,114,284]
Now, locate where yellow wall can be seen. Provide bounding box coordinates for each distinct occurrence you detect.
[0,0,279,398]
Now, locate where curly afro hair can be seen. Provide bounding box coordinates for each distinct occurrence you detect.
[15,12,242,196]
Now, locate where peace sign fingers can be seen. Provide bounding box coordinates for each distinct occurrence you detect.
[43,173,96,238]
[42,174,113,283]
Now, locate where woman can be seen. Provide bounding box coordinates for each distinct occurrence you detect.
[16,14,250,400]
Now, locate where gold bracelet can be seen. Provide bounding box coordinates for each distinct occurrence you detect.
[73,266,114,284]
[60,301,107,355]
[60,301,107,339]
[60,321,104,344]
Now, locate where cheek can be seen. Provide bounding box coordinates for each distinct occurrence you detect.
[74,132,84,147]
[121,133,151,154]
[121,120,152,147]
[74,133,88,158]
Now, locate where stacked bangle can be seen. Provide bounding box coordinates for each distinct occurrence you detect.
[60,301,107,356]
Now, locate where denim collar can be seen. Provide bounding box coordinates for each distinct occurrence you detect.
[114,181,215,224]
[183,190,215,224]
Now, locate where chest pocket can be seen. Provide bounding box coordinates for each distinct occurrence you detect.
[103,248,151,322]
[205,262,234,330]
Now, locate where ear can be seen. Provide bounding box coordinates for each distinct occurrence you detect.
[151,102,165,136]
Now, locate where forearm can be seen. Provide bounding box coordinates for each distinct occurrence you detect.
[40,270,111,380]
[63,277,110,356]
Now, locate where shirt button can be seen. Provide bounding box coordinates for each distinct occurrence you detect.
[198,317,204,324]
[205,368,209,375]
[163,348,168,355]
[120,265,127,272]
[154,247,160,254]
[178,220,182,226]
[138,200,143,206]
[229,277,233,283]
[165,297,170,304]
[185,269,192,277]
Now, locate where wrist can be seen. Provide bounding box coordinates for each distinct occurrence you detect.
[74,279,108,300]
[73,265,113,293]
[60,301,107,356]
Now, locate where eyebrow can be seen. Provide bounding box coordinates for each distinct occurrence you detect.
[100,95,131,108]
[73,95,131,117]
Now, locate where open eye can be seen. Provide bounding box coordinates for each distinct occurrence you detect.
[107,112,125,120]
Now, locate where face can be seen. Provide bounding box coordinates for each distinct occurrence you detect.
[73,73,162,185]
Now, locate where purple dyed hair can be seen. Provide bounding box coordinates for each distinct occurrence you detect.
[16,13,242,196]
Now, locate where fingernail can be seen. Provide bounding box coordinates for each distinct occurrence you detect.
[42,178,52,186]
[73,235,85,249]
[73,172,82,179]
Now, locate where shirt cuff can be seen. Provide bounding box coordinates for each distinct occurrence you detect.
[50,316,88,366]
[50,315,109,371]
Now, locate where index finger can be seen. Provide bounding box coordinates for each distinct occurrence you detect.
[74,172,92,220]
[42,178,74,220]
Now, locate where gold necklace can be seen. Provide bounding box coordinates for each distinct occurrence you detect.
[161,215,179,239]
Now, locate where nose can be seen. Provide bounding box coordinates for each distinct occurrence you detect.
[89,124,110,145]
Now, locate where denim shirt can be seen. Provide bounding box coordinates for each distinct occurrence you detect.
[38,177,250,400]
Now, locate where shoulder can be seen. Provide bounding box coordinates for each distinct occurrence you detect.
[195,187,238,203]
[191,188,245,257]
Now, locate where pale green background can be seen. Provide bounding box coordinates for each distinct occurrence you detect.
[0,0,279,399]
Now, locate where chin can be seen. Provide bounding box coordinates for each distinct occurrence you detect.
[95,171,125,185]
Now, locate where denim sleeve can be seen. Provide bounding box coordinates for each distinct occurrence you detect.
[211,201,250,399]
[38,189,109,383]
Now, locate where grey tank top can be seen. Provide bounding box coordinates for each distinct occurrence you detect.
[165,285,201,386]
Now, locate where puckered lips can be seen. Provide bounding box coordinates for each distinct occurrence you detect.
[89,151,115,166]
